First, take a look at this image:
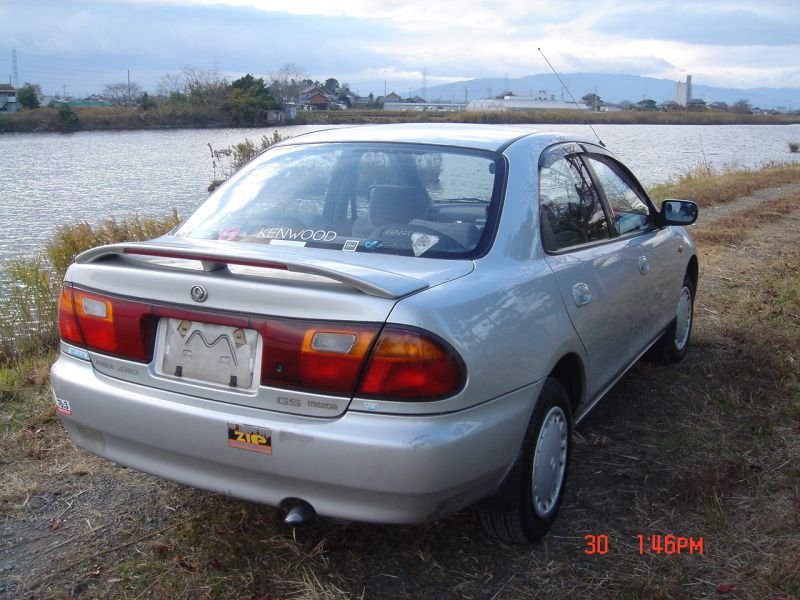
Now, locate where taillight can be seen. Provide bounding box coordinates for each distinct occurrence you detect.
[58,285,84,346]
[357,327,464,400]
[58,285,155,362]
[258,320,379,395]
[58,284,465,401]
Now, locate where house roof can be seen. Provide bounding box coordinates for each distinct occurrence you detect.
[0,84,16,93]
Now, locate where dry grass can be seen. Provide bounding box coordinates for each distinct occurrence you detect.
[0,211,181,363]
[649,163,800,208]
[692,191,800,244]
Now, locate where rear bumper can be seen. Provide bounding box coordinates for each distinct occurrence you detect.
[50,353,540,524]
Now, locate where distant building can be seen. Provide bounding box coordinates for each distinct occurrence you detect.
[674,75,692,107]
[384,101,466,112]
[300,87,334,110]
[637,99,658,111]
[383,92,402,103]
[686,98,707,110]
[708,101,729,111]
[468,97,581,112]
[659,100,681,111]
[0,84,18,112]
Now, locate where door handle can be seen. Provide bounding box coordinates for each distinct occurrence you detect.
[572,283,592,307]
[638,256,651,275]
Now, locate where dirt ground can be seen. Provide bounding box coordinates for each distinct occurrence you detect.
[1,184,798,599]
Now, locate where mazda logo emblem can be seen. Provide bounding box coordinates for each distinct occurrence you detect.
[190,285,208,303]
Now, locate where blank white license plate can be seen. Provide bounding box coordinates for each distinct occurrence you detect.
[159,318,259,389]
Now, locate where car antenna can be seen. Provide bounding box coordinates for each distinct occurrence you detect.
[537,47,605,147]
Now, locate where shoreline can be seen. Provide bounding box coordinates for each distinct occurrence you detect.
[1,107,799,134]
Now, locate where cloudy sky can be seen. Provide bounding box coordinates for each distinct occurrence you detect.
[1,0,798,97]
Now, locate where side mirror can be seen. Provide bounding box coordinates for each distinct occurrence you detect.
[660,199,698,226]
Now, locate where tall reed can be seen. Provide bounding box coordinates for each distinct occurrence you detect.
[0,211,181,364]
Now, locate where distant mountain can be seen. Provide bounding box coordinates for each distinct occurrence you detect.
[411,73,800,109]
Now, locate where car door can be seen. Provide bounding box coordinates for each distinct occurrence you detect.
[582,154,680,338]
[538,146,655,399]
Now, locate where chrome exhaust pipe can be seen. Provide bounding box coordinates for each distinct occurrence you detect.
[283,499,317,526]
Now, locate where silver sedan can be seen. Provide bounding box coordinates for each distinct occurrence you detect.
[50,124,698,543]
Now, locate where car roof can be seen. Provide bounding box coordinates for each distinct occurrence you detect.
[278,123,584,153]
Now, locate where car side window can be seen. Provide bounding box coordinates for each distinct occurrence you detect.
[539,154,611,252]
[585,156,651,236]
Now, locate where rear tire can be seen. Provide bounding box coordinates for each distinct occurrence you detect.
[479,378,573,544]
[650,273,695,364]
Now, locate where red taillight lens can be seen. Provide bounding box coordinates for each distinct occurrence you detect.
[357,327,464,400]
[58,285,155,362]
[58,285,84,346]
[58,284,464,401]
[258,320,378,395]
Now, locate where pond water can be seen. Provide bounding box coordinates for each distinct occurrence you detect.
[1,123,799,267]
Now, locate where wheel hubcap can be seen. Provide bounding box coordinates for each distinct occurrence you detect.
[674,286,693,350]
[532,406,568,518]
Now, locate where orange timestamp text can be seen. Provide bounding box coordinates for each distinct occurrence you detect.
[584,534,704,555]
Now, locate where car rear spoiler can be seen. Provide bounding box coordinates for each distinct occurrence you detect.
[76,241,429,299]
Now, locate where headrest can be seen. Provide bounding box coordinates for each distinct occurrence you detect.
[369,185,428,226]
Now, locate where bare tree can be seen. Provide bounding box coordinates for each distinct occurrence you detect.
[270,62,308,103]
[157,73,184,96]
[181,66,224,93]
[102,81,143,107]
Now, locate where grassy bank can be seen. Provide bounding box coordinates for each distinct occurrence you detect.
[650,162,800,207]
[0,106,275,133]
[2,106,799,133]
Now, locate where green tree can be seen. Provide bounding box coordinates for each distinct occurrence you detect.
[16,83,42,109]
[57,104,78,131]
[323,78,340,94]
[138,92,157,110]
[224,74,279,125]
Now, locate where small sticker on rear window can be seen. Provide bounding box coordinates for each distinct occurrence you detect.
[227,423,272,454]
[411,233,439,256]
[55,397,72,416]
[342,240,359,251]
[218,226,240,240]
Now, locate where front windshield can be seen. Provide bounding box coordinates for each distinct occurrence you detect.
[175,142,504,258]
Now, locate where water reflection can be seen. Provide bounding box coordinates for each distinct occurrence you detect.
[1,123,798,268]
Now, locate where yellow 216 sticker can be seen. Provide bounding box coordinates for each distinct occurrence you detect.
[227,423,272,454]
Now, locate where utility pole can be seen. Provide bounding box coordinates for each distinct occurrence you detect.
[11,49,19,87]
[127,69,131,107]
[422,66,427,102]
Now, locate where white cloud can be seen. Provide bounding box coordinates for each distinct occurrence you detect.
[2,0,799,95]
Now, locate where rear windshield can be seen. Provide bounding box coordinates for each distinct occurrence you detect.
[175,142,504,258]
